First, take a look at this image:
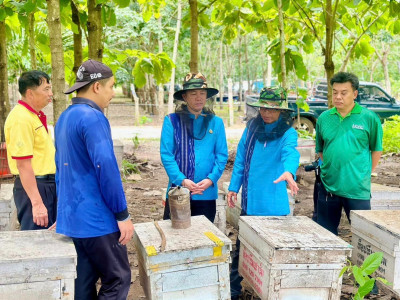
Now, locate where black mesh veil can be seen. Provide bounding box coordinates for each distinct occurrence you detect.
[245,104,294,143]
[174,99,215,140]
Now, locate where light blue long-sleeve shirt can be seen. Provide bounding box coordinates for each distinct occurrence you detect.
[229,126,300,215]
[160,114,228,200]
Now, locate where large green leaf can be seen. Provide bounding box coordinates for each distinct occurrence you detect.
[132,60,147,88]
[114,0,130,8]
[352,265,366,286]
[360,252,383,275]
[393,20,400,35]
[5,7,14,16]
[357,278,376,298]
[0,9,6,22]
[23,1,36,13]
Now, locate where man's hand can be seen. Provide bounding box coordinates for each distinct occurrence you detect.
[273,171,299,196]
[118,219,134,246]
[16,159,49,227]
[227,191,238,208]
[32,202,49,227]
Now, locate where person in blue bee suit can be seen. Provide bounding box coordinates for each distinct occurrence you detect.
[160,72,228,222]
[55,60,134,300]
[227,87,300,300]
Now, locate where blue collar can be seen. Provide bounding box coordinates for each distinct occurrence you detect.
[72,97,103,112]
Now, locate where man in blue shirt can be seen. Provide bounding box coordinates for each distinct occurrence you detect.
[55,60,134,299]
[160,72,228,222]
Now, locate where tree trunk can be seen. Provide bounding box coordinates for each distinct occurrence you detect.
[277,0,287,90]
[189,0,198,73]
[87,0,103,62]
[46,0,66,124]
[157,17,164,121]
[267,55,272,87]
[244,35,251,94]
[228,78,234,126]
[324,0,335,108]
[218,40,224,109]
[376,43,391,95]
[71,0,83,74]
[0,21,10,141]
[168,0,182,114]
[28,13,37,69]
[238,33,242,112]
[369,59,378,82]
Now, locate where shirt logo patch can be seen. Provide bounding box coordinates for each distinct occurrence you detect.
[352,124,364,130]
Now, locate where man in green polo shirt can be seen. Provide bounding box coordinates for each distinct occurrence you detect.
[315,72,383,235]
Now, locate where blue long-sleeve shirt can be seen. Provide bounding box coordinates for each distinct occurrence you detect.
[229,126,299,215]
[160,114,228,200]
[55,98,128,238]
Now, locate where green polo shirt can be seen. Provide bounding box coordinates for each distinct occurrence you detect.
[315,103,383,200]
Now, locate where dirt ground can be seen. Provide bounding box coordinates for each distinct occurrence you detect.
[124,138,400,300]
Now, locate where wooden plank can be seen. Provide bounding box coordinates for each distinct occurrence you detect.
[161,265,219,292]
[239,216,350,250]
[351,231,400,290]
[0,279,74,300]
[0,231,76,261]
[134,216,231,253]
[351,210,400,240]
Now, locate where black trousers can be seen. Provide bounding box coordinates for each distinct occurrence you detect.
[230,210,247,297]
[316,183,371,235]
[72,231,131,300]
[13,177,57,230]
[163,198,216,223]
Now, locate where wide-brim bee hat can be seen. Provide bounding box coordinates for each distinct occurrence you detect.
[248,87,294,112]
[173,72,219,100]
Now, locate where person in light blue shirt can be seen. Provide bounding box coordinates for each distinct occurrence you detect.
[228,87,300,300]
[160,72,228,222]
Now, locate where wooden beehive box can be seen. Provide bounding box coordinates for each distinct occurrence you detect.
[0,230,77,299]
[0,184,18,231]
[351,210,400,294]
[370,183,400,210]
[223,182,295,229]
[133,215,232,300]
[238,216,352,300]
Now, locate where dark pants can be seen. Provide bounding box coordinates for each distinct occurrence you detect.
[230,210,247,297]
[13,176,57,230]
[72,231,131,300]
[163,198,216,223]
[317,183,371,235]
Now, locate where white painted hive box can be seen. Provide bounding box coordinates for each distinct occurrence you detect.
[223,182,295,229]
[370,183,400,210]
[351,210,400,292]
[0,183,17,231]
[0,230,77,300]
[238,216,351,300]
[133,215,232,300]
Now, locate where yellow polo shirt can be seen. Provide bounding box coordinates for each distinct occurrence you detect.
[4,101,56,175]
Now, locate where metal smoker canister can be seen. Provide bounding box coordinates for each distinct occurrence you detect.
[168,186,191,229]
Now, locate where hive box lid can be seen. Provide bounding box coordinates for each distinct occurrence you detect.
[133,216,232,274]
[0,230,76,261]
[351,210,400,252]
[239,216,351,265]
[0,230,77,285]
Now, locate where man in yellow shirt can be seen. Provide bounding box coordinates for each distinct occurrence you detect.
[4,70,56,230]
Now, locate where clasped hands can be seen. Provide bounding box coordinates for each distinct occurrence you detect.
[181,178,213,195]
